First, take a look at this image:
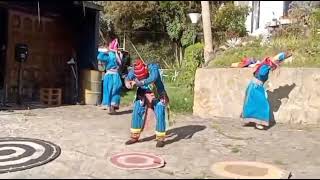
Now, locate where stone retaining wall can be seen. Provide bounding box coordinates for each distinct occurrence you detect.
[193,68,320,125]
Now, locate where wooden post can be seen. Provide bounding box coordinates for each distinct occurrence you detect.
[17,62,23,105]
[201,1,214,65]
[123,33,126,50]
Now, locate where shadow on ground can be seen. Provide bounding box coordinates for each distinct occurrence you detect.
[111,109,133,115]
[267,83,296,129]
[139,125,206,146]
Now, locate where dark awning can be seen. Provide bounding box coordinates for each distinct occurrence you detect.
[73,1,103,11]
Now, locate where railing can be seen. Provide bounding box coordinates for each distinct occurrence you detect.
[159,69,179,82]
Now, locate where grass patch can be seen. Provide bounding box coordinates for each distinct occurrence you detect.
[120,88,136,107]
[223,144,233,148]
[166,84,193,114]
[212,123,252,140]
[209,36,320,68]
[223,143,242,153]
[211,123,220,130]
[273,160,287,166]
[120,82,193,114]
[193,172,212,179]
[231,147,241,153]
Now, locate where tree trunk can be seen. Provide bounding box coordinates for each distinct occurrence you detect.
[175,42,181,67]
[201,1,214,65]
[179,45,184,66]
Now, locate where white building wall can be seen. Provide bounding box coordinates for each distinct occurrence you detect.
[235,1,285,36]
[257,1,284,30]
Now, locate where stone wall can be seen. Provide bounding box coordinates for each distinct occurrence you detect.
[193,68,320,125]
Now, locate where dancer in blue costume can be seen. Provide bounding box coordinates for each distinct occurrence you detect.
[124,59,169,148]
[241,52,291,130]
[97,41,123,114]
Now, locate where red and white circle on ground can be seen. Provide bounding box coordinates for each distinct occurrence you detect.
[110,152,165,170]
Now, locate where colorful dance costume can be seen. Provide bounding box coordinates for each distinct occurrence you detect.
[97,45,123,113]
[241,52,290,129]
[125,59,169,147]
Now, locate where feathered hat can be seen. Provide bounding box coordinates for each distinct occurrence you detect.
[134,59,149,80]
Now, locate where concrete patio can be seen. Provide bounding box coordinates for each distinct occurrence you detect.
[0,105,319,179]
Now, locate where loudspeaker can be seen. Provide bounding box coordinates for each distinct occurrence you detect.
[15,43,28,62]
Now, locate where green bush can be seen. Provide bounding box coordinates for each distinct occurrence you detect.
[211,3,250,44]
[273,7,320,38]
[273,5,311,38]
[310,8,320,37]
[176,43,204,89]
[120,88,136,106]
[209,36,320,68]
[124,39,176,68]
[181,25,197,48]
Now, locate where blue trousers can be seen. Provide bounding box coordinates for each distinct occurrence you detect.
[102,73,122,107]
[130,92,166,138]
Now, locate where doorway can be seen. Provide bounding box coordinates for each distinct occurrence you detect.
[0,7,7,90]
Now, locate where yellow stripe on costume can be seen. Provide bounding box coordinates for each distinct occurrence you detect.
[131,128,142,133]
[155,131,166,137]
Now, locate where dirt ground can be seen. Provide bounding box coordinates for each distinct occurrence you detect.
[0,105,319,179]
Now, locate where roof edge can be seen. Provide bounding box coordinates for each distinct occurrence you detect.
[73,1,103,11]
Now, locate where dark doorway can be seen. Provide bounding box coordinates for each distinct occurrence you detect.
[0,7,7,90]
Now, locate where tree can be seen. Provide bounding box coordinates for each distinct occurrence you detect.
[94,1,161,38]
[201,1,214,65]
[93,1,248,65]
[211,2,249,42]
[197,2,249,67]
[158,1,201,66]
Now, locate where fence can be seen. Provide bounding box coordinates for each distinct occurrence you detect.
[159,69,179,83]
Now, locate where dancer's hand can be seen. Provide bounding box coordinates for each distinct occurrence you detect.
[125,80,135,89]
[160,93,169,106]
[134,78,144,87]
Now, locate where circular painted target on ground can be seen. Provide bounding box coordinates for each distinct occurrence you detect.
[110,152,165,170]
[0,137,61,174]
[211,161,287,179]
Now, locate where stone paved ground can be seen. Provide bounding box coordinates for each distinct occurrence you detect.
[0,105,319,179]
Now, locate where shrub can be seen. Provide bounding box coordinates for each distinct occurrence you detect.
[211,3,250,45]
[310,8,320,38]
[209,36,320,68]
[123,39,176,68]
[176,43,204,89]
[273,7,320,39]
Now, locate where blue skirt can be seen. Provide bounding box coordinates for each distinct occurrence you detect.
[242,80,270,126]
[102,72,122,107]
